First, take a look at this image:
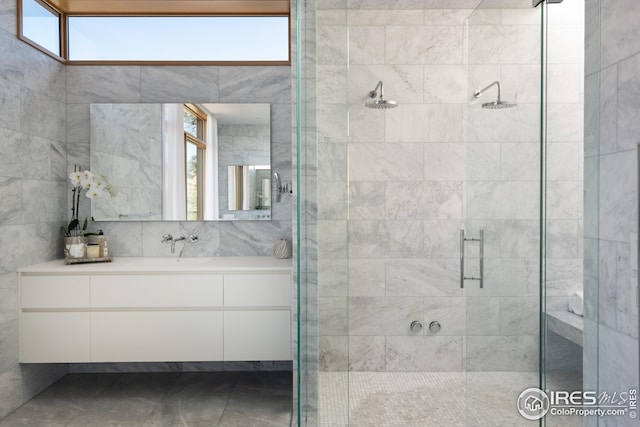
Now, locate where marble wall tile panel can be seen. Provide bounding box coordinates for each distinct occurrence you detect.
[546,258,583,297]
[349,0,481,9]
[596,65,618,156]
[385,182,463,220]
[0,178,20,225]
[0,320,18,374]
[348,336,385,371]
[499,297,538,336]
[600,0,640,68]
[317,220,348,259]
[316,26,348,65]
[348,182,385,220]
[0,275,17,324]
[423,65,467,103]
[348,26,385,65]
[21,180,66,225]
[348,220,424,259]
[466,297,500,335]
[386,104,463,142]
[466,9,501,26]
[140,67,219,102]
[617,52,640,152]
[0,77,20,132]
[348,10,424,26]
[547,64,584,104]
[219,67,291,104]
[546,26,584,65]
[21,89,65,141]
[547,105,584,142]
[599,151,638,242]
[500,9,539,26]
[465,258,539,298]
[317,103,348,142]
[424,10,473,26]
[348,259,386,296]
[466,181,539,220]
[67,66,142,103]
[424,220,463,258]
[317,66,347,105]
[348,65,424,105]
[467,25,539,65]
[318,258,348,297]
[546,220,581,259]
[219,220,291,256]
[500,143,539,181]
[386,258,460,296]
[317,10,347,26]
[584,0,600,77]
[424,143,466,181]
[0,367,24,420]
[598,239,620,331]
[319,297,348,335]
[348,105,386,142]
[466,143,500,181]
[386,336,463,371]
[466,335,538,371]
[348,143,424,181]
[464,103,539,142]
[546,181,583,220]
[0,0,15,34]
[316,0,346,10]
[317,142,347,182]
[386,26,463,64]
[500,65,541,104]
[319,336,348,371]
[349,296,423,335]
[424,297,466,336]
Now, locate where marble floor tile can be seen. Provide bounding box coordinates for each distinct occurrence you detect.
[0,371,293,427]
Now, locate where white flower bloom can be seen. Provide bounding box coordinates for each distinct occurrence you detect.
[85,187,108,199]
[69,171,83,186]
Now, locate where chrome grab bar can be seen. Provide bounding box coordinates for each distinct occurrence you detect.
[460,229,484,289]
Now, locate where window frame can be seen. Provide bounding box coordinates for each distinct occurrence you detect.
[16,0,291,65]
[183,104,207,221]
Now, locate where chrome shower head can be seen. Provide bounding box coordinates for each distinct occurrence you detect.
[481,100,517,109]
[366,81,398,109]
[473,81,517,109]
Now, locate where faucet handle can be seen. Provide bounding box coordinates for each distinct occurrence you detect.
[189,234,199,243]
[161,234,173,242]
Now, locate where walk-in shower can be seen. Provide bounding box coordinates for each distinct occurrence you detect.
[365,80,398,109]
[473,80,517,109]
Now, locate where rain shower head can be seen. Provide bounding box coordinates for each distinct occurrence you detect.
[473,81,517,109]
[366,81,398,109]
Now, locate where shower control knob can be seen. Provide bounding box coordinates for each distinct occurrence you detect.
[429,321,441,333]
[410,320,423,332]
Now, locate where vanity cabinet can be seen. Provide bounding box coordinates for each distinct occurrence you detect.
[18,258,292,364]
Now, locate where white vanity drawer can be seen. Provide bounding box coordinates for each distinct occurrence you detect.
[224,310,291,361]
[91,311,223,362]
[224,274,291,307]
[21,275,90,308]
[91,275,223,308]
[20,312,90,363]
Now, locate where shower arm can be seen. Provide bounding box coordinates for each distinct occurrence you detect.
[369,81,384,100]
[473,81,502,103]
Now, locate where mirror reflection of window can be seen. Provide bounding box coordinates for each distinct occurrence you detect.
[183,104,206,220]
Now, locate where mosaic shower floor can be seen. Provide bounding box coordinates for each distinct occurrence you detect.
[319,371,582,427]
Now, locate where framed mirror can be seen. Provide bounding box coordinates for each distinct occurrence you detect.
[90,103,271,221]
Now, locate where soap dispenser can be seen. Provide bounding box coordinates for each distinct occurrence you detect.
[96,230,108,257]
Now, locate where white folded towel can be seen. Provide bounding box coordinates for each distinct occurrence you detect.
[568,291,584,317]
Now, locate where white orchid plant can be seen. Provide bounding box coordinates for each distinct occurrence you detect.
[62,166,114,237]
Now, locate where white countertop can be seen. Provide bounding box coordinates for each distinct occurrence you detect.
[18,256,293,274]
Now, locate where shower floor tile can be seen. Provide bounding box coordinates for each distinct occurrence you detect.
[319,371,582,427]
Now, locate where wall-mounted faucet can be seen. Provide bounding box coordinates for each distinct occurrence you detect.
[273,171,291,203]
[162,234,198,254]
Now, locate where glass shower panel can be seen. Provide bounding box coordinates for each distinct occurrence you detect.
[464,3,543,426]
[542,1,586,426]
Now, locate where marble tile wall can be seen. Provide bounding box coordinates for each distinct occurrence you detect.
[316,2,584,374]
[0,0,69,418]
[584,0,640,425]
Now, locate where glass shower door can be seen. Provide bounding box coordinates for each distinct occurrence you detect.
[464,2,544,426]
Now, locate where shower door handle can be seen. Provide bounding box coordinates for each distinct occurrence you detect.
[460,229,484,289]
